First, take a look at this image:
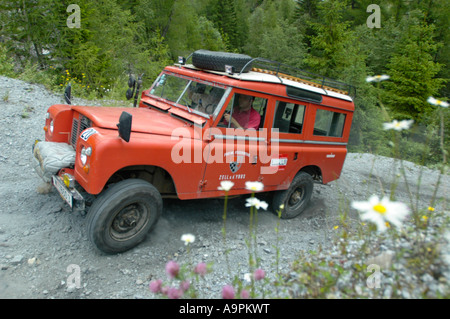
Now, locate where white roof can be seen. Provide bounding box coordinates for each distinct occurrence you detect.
[182,64,353,102]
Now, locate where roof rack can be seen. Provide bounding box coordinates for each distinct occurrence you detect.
[180,51,356,98]
[240,57,355,97]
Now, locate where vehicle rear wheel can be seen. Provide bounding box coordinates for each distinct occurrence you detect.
[272,172,313,219]
[86,179,162,254]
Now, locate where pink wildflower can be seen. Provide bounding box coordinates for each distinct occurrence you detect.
[240,289,250,299]
[254,268,266,281]
[194,262,208,276]
[161,285,169,295]
[222,285,235,299]
[165,260,180,279]
[149,279,163,293]
[180,280,190,292]
[167,287,183,299]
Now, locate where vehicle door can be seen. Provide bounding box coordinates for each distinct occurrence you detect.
[261,99,309,187]
[202,90,269,191]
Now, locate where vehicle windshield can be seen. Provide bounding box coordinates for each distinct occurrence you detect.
[149,73,227,117]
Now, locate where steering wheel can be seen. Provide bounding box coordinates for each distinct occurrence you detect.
[204,103,214,114]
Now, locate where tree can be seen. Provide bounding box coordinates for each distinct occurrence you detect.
[303,0,352,78]
[384,11,445,121]
[207,0,247,51]
[0,0,66,68]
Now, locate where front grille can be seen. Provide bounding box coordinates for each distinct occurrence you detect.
[71,115,92,148]
[71,118,79,147]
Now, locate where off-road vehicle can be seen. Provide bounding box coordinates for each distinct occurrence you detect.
[32,50,355,253]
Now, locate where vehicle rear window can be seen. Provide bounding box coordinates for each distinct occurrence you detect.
[313,109,346,137]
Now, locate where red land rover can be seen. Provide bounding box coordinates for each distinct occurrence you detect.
[32,50,355,253]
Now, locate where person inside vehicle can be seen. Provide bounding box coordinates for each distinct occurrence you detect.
[197,87,223,114]
[223,94,261,130]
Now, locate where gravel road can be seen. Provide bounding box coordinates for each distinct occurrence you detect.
[0,76,448,299]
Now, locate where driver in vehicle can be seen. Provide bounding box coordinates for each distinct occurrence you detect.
[223,94,261,129]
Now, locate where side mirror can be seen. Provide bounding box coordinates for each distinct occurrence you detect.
[126,75,136,100]
[126,87,134,100]
[117,111,132,142]
[64,83,72,104]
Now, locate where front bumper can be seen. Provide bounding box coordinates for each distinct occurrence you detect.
[52,173,85,211]
[32,140,85,211]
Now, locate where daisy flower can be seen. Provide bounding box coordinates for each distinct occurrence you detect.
[351,195,410,232]
[181,233,195,246]
[427,97,449,108]
[366,75,390,83]
[245,197,268,210]
[383,119,414,131]
[245,181,264,192]
[243,273,252,283]
[218,180,234,192]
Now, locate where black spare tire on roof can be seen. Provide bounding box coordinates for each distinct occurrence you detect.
[192,50,253,73]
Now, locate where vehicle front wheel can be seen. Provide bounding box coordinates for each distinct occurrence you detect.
[86,179,162,254]
[272,172,313,219]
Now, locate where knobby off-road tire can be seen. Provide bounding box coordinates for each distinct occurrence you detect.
[192,50,253,73]
[272,172,314,219]
[87,179,162,254]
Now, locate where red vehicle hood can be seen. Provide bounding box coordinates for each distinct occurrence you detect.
[72,106,205,138]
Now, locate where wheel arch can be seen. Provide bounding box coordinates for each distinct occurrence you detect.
[298,165,323,183]
[106,165,177,197]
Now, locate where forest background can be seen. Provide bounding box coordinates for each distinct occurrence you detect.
[0,0,448,166]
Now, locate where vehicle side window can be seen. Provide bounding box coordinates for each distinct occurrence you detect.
[273,101,305,134]
[220,93,267,130]
[313,109,346,137]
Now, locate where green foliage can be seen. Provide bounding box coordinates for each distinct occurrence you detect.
[0,43,15,77]
[383,11,445,121]
[0,0,448,164]
[303,0,352,77]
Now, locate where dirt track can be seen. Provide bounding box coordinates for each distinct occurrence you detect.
[0,76,448,299]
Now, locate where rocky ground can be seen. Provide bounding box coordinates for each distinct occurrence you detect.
[0,76,448,299]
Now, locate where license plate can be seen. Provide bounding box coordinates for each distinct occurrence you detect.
[52,175,73,208]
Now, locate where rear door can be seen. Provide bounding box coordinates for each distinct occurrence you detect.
[261,99,309,187]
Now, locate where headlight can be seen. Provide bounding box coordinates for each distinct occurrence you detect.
[80,146,92,165]
[49,120,54,133]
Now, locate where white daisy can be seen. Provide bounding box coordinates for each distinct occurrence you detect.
[218,180,234,192]
[427,96,449,108]
[366,75,390,83]
[181,233,195,245]
[245,197,268,210]
[243,273,252,283]
[245,181,264,192]
[351,195,409,232]
[383,119,414,131]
